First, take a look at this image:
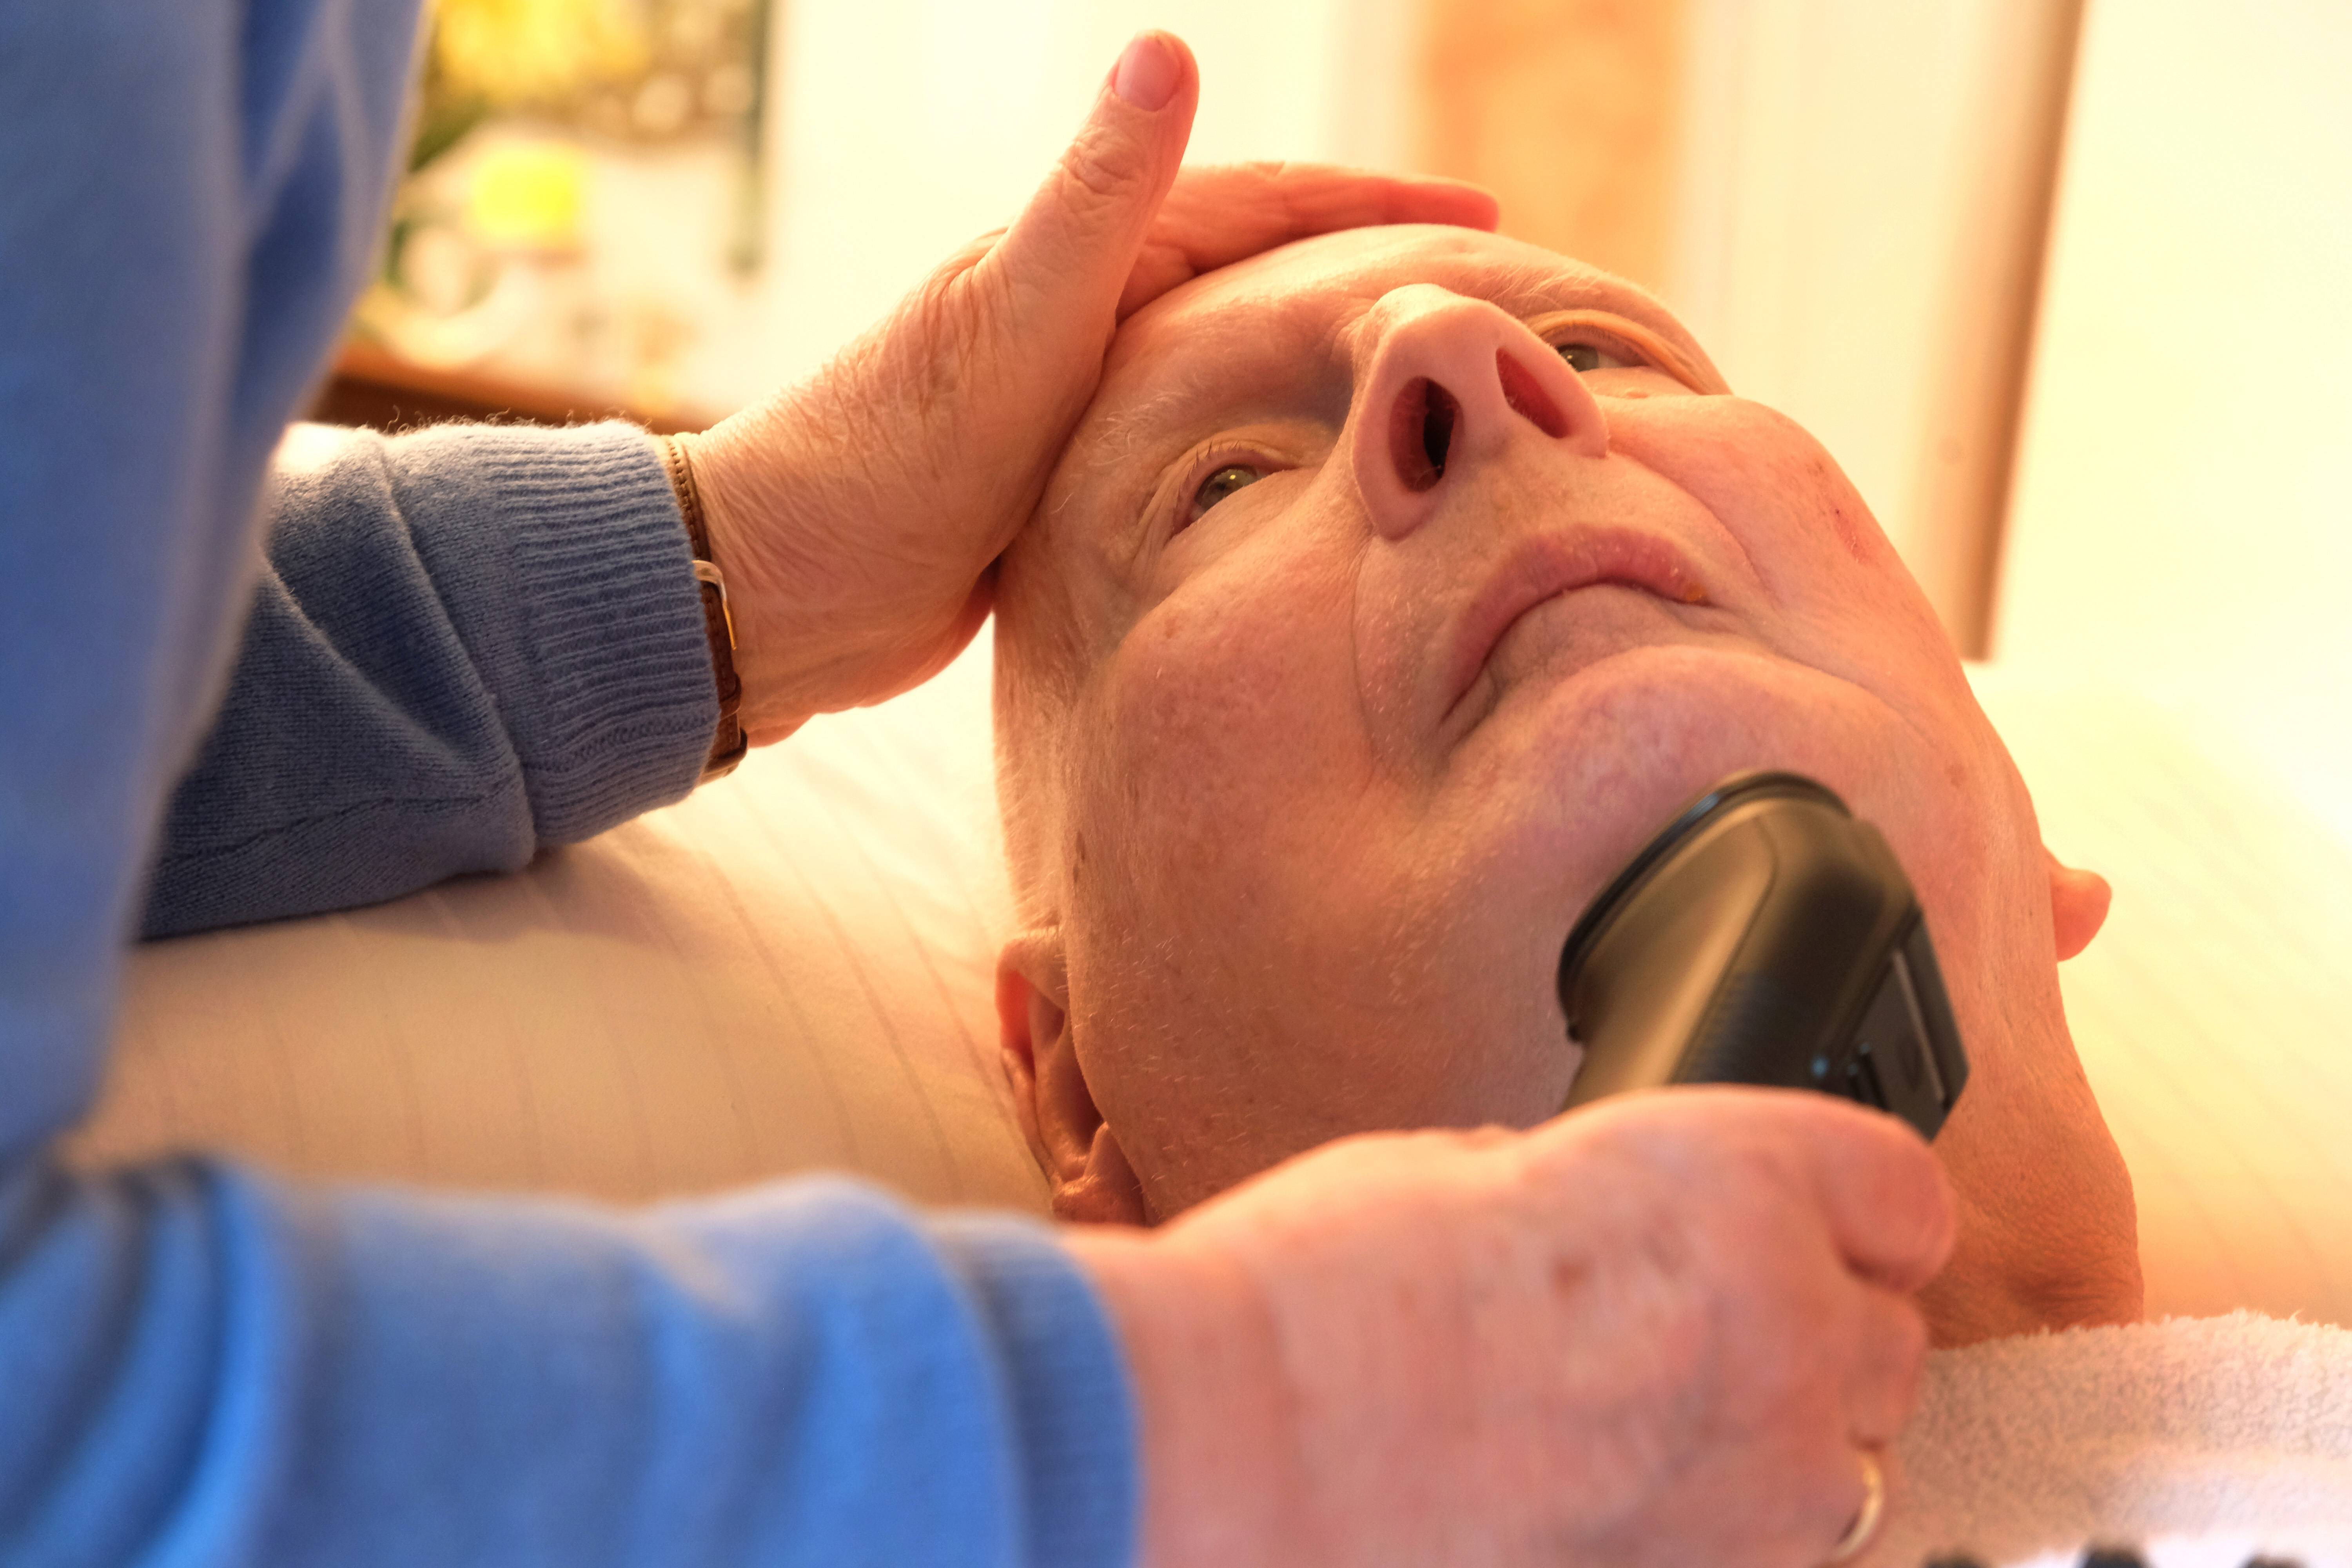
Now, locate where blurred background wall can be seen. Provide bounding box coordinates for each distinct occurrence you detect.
[1994,0,2352,846]
[350,0,2350,843]
[752,0,1410,392]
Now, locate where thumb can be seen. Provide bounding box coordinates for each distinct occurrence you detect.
[984,32,1198,344]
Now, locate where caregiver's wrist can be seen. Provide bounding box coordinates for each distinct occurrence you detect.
[1066,1227,1312,1568]
[653,432,750,777]
[671,391,1002,743]
[671,410,833,744]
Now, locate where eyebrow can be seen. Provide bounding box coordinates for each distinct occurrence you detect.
[1458,261,1702,353]
[1084,358,1242,476]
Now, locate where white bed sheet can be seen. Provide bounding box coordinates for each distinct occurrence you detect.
[1967,665,2352,1327]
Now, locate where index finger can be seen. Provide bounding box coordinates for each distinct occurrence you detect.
[1116,162,1501,319]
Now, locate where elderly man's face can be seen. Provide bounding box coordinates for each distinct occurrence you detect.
[995,227,2136,1341]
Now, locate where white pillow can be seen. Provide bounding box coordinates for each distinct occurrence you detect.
[70,644,2352,1328]
[69,636,1043,1213]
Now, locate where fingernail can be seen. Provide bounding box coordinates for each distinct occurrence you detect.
[1112,31,1180,111]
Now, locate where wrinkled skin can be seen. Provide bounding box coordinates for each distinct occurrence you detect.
[993,223,2140,1348]
[1071,1089,1953,1568]
[684,37,1495,741]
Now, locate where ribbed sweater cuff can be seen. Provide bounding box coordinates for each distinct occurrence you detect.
[404,421,717,842]
[931,1216,1141,1568]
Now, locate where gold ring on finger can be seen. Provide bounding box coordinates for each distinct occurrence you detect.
[1820,1446,1885,1564]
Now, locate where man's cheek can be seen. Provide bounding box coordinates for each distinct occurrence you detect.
[1107,555,1368,824]
[1612,397,1896,581]
[1082,572,1453,1010]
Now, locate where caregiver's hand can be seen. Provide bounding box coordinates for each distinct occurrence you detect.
[1070,1089,1955,1568]
[683,31,1497,740]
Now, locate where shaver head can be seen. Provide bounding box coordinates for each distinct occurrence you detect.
[1556,772,1968,1140]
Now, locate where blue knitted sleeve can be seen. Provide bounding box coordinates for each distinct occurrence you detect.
[0,1160,1137,1568]
[142,421,719,937]
[0,5,1143,1564]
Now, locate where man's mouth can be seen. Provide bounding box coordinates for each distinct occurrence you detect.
[1440,528,1712,719]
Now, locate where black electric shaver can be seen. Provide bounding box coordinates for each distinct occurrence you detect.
[1555,772,1968,1140]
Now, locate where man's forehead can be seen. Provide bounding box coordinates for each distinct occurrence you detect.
[1091,225,1682,426]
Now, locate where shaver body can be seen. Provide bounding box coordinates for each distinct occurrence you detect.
[1555,772,1969,1140]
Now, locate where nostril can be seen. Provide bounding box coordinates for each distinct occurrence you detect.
[1423,382,1459,474]
[1389,376,1461,494]
[1495,350,1570,438]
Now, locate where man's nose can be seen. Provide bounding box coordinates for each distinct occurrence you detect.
[1347,286,1610,543]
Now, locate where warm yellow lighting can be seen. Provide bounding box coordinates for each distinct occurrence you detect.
[431,0,652,108]
[466,139,588,252]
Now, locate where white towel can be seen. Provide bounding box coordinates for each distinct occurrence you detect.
[1881,1313,2352,1567]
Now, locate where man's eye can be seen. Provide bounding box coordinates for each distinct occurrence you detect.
[1189,464,1264,523]
[1555,341,1635,374]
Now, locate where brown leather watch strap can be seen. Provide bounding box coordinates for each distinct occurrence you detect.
[657,434,748,782]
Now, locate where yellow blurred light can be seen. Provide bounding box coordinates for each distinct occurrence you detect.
[466,140,588,252]
[432,0,652,107]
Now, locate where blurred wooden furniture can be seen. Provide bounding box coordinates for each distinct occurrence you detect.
[1419,0,1682,294]
[310,342,714,435]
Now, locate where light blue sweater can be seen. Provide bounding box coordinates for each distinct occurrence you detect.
[0,5,1136,1564]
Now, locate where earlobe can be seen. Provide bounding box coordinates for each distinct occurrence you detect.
[2045,848,2112,961]
[995,930,1150,1224]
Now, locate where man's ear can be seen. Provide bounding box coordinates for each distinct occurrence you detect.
[996,929,1149,1225]
[2045,847,2112,961]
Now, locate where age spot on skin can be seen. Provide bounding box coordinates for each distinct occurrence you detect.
[1804,456,1877,566]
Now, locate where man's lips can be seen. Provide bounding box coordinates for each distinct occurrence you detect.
[1440,528,1713,718]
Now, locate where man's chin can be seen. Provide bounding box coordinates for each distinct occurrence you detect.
[1438,639,1956,942]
